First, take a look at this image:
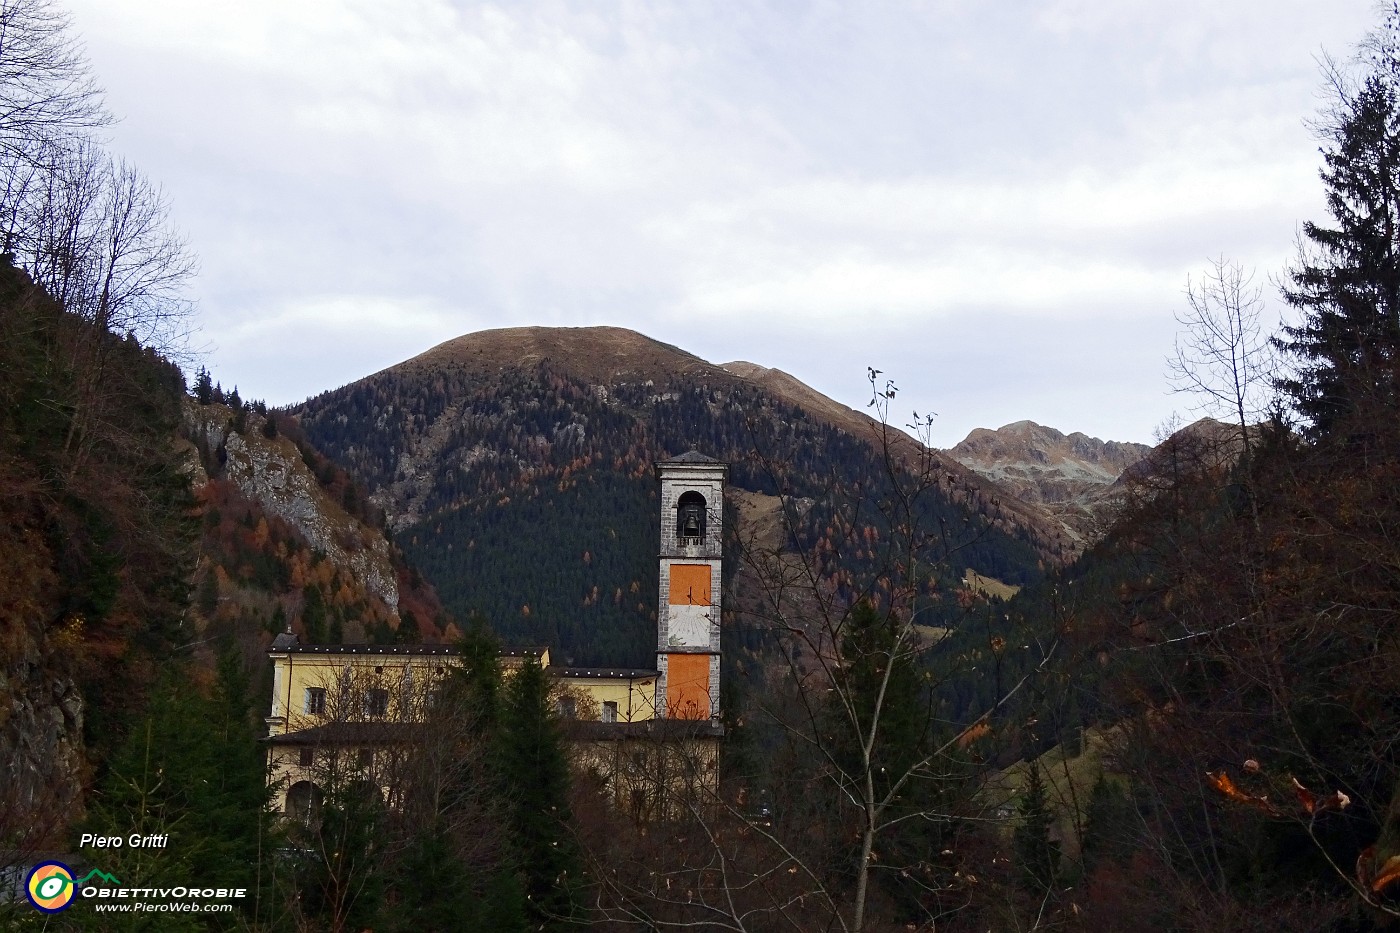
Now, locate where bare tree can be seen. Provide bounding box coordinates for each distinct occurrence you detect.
[741,373,1058,931]
[6,139,196,347]
[1166,256,1278,463]
[0,0,106,168]
[0,0,194,361]
[0,136,195,478]
[0,1,195,488]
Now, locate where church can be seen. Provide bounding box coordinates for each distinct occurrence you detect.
[264,452,727,820]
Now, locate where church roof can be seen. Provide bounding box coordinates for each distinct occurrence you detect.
[659,450,722,464]
[274,643,458,656]
[271,629,301,650]
[551,666,659,680]
[268,642,548,658]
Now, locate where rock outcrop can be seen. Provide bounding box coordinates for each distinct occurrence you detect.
[0,542,87,846]
[185,402,400,614]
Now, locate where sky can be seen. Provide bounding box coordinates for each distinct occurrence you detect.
[65,0,1379,448]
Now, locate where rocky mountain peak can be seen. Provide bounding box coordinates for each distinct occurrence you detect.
[945,420,1152,543]
[953,421,1148,476]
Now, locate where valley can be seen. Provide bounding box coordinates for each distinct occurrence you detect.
[3,2,1398,927]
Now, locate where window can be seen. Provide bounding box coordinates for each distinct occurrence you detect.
[366,688,389,717]
[357,748,372,768]
[602,701,618,724]
[305,687,326,715]
[557,696,577,719]
[298,748,313,767]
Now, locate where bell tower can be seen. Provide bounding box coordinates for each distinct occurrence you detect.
[655,451,726,719]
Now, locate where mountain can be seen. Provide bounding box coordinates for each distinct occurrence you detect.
[719,361,1068,538]
[946,420,1152,543]
[288,326,1075,666]
[1110,417,1250,486]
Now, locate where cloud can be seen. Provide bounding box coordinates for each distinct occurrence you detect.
[66,0,1377,442]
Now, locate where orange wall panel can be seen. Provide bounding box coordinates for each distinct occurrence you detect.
[666,653,710,719]
[669,564,711,606]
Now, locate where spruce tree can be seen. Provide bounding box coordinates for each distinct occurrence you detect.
[1081,774,1134,875]
[830,600,956,920]
[395,608,421,644]
[390,827,489,931]
[450,621,505,734]
[840,600,924,790]
[1013,760,1059,893]
[194,366,213,405]
[1281,72,1400,443]
[77,656,272,930]
[497,658,581,929]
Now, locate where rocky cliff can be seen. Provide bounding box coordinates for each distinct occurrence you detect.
[186,402,400,614]
[184,395,406,622]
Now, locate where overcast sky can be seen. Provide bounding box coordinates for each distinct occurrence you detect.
[66,1,1377,448]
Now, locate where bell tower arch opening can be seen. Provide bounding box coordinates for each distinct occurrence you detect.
[675,491,707,544]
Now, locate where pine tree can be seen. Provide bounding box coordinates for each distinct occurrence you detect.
[828,600,960,921]
[451,621,504,733]
[835,599,928,823]
[497,658,581,929]
[1281,71,1400,443]
[194,366,213,405]
[77,656,272,929]
[390,827,488,931]
[228,386,246,433]
[1013,759,1059,893]
[1081,774,1134,874]
[303,585,328,643]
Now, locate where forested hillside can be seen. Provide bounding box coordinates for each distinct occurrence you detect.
[185,394,457,654]
[0,256,194,847]
[292,330,1052,664]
